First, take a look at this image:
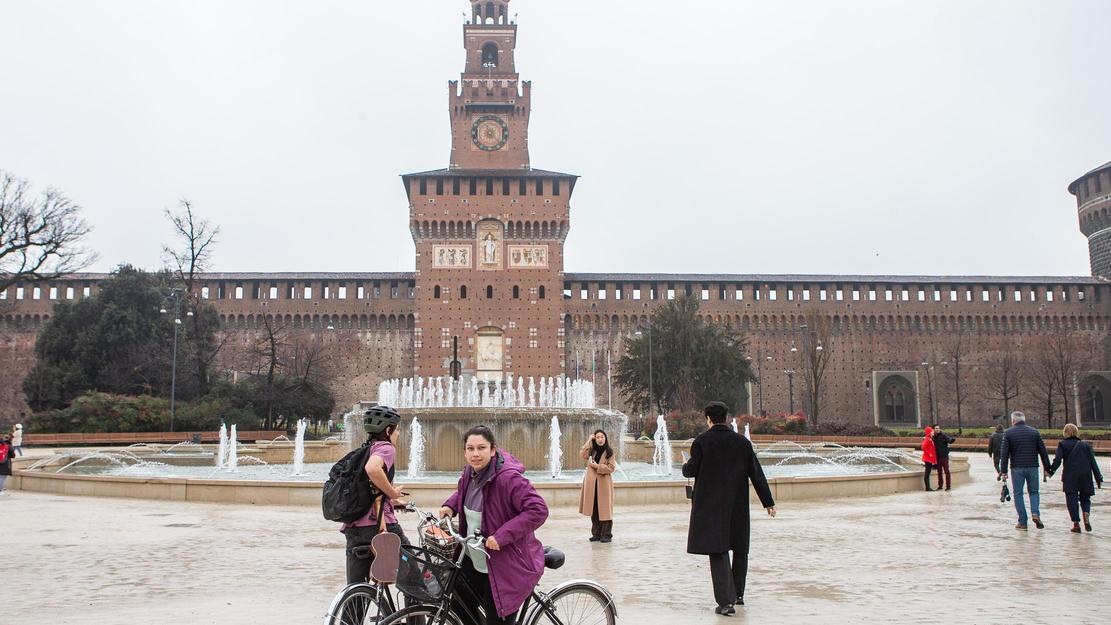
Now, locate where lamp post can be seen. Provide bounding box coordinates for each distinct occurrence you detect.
[635,315,654,415]
[159,289,193,433]
[793,323,823,421]
[750,352,772,416]
[784,369,796,415]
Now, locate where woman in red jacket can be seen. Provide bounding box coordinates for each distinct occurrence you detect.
[921,426,938,492]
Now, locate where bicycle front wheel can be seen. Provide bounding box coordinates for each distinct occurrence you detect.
[324,584,392,625]
[531,584,616,625]
[377,604,464,625]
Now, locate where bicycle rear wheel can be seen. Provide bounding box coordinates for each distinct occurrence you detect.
[324,584,392,625]
[377,604,464,625]
[530,584,616,625]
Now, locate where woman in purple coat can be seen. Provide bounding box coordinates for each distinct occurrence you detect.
[439,425,549,625]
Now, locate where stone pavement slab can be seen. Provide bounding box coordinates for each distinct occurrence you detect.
[1,455,1107,625]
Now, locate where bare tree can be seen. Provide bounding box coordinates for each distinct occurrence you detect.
[162,199,218,294]
[983,339,1024,417]
[796,312,834,427]
[942,331,971,433]
[1028,339,1059,428]
[0,170,95,292]
[1045,326,1092,425]
[163,201,222,396]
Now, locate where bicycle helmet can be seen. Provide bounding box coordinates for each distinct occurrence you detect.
[363,405,402,434]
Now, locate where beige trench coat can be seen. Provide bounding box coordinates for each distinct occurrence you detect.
[578,442,617,521]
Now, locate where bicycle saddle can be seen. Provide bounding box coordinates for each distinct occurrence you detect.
[543,546,565,570]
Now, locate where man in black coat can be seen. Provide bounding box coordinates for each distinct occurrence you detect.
[932,424,956,490]
[682,402,776,616]
[987,424,1006,475]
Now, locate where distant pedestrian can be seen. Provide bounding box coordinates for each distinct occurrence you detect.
[0,434,13,495]
[11,424,22,456]
[987,424,1005,474]
[998,411,1052,530]
[682,401,776,616]
[579,429,617,543]
[932,424,956,491]
[1048,424,1103,533]
[921,426,938,491]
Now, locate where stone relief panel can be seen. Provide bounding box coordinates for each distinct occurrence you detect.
[433,245,472,268]
[477,221,503,271]
[508,244,549,269]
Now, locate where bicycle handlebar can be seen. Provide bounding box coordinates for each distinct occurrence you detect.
[398,502,489,557]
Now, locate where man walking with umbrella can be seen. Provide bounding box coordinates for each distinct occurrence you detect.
[682,401,776,616]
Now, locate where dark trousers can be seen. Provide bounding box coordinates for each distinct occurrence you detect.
[591,491,613,540]
[1065,492,1093,523]
[343,522,409,585]
[936,458,951,489]
[460,556,517,625]
[923,463,935,489]
[708,550,748,606]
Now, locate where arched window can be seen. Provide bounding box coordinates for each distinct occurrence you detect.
[460,285,468,299]
[539,285,546,299]
[512,285,520,299]
[884,390,906,422]
[1086,388,1105,423]
[486,285,494,299]
[482,42,499,68]
[433,285,441,299]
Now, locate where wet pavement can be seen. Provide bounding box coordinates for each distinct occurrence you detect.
[2,454,1107,624]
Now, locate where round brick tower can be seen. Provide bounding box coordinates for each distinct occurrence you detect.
[1070,161,1111,278]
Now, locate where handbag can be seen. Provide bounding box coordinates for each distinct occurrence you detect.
[685,479,694,501]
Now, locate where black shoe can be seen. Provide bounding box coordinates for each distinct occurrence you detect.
[600,537,612,543]
[945,487,951,491]
[735,597,745,606]
[926,486,934,492]
[714,605,735,616]
[589,536,600,542]
[1032,515,1044,529]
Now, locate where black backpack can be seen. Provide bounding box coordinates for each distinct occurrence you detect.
[322,444,393,523]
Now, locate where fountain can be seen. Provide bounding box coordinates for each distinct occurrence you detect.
[744,423,751,442]
[227,424,239,472]
[548,416,563,479]
[216,423,228,468]
[407,418,426,480]
[652,415,672,476]
[377,376,596,409]
[731,418,738,433]
[292,419,307,476]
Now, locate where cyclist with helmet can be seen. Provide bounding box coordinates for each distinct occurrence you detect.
[340,405,410,584]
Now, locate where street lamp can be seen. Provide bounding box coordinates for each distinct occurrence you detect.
[634,319,654,415]
[784,369,796,415]
[160,289,193,433]
[748,352,773,416]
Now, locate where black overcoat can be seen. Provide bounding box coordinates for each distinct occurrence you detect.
[1049,437,1104,496]
[682,424,775,555]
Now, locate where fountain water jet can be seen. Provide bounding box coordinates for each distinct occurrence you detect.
[292,419,307,476]
[548,416,563,479]
[652,415,672,476]
[227,425,239,472]
[216,423,228,468]
[407,418,426,479]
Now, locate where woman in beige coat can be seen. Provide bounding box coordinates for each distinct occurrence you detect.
[579,429,617,542]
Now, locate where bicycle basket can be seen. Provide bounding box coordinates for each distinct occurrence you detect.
[396,545,457,603]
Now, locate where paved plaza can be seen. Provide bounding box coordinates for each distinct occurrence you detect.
[3,455,1107,625]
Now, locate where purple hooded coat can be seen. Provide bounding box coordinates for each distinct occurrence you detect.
[443,450,549,618]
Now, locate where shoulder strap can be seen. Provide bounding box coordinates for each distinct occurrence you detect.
[375,496,388,534]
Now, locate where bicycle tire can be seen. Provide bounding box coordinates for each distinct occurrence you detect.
[529,584,616,625]
[324,584,393,625]
[377,604,465,625]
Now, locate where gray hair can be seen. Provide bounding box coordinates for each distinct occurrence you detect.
[1010,411,1026,424]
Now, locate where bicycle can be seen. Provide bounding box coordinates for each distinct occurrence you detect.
[378,511,618,625]
[322,502,430,625]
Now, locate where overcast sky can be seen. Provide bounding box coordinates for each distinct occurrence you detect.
[1,0,1108,278]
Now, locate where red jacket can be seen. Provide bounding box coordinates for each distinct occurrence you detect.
[921,427,937,464]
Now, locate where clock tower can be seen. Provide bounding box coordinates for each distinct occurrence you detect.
[449,0,530,170]
[404,0,577,383]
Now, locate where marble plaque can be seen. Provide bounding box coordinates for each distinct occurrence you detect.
[433,245,472,268]
[508,245,549,268]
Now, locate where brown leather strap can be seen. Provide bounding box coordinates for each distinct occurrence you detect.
[375,496,387,534]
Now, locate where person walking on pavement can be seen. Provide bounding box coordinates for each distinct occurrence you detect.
[987,424,1006,474]
[10,424,22,457]
[998,411,1053,530]
[921,426,938,492]
[682,402,776,616]
[932,424,956,491]
[1048,424,1103,533]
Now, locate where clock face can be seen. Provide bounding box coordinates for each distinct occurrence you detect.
[471,115,509,151]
